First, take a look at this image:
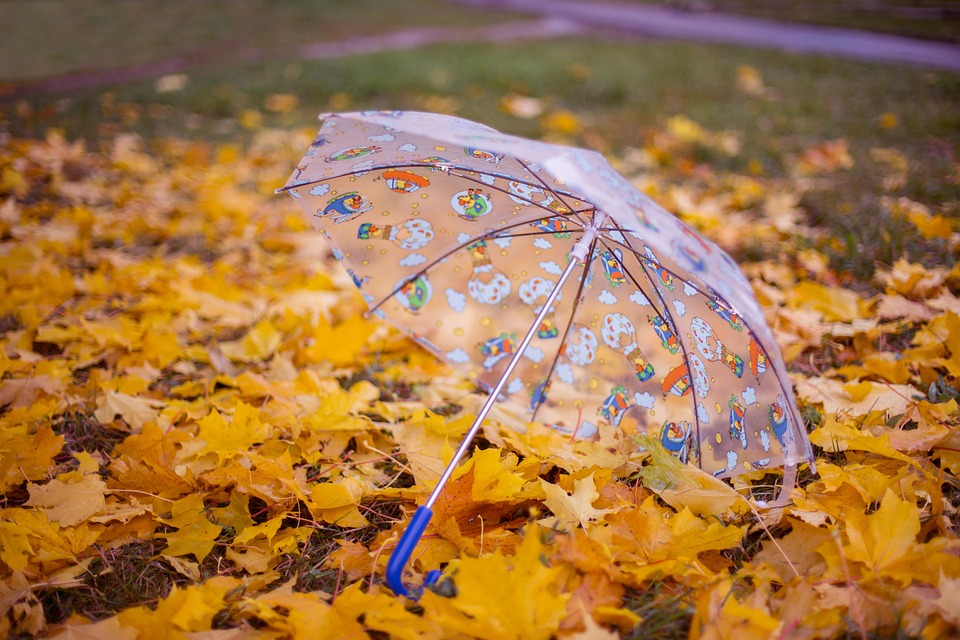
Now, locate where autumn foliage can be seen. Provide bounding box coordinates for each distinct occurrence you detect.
[1,120,959,640]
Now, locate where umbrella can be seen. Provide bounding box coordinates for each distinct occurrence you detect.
[279,110,816,597]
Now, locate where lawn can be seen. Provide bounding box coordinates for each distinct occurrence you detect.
[1,6,959,640]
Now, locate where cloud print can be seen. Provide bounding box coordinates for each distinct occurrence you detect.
[507,378,524,395]
[445,288,467,313]
[697,403,710,424]
[577,421,598,438]
[683,282,698,296]
[556,363,574,385]
[540,261,562,275]
[524,346,545,363]
[446,348,470,364]
[672,299,686,316]
[533,238,553,250]
[310,184,330,196]
[629,291,650,306]
[367,134,395,142]
[742,386,757,405]
[457,232,473,244]
[493,236,511,249]
[598,290,618,305]
[479,174,496,185]
[398,253,427,267]
[351,160,374,175]
[398,143,417,152]
[634,392,655,409]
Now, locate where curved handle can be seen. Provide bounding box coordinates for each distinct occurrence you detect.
[386,506,440,598]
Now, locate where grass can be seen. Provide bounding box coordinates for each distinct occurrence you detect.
[623,581,694,639]
[624,0,960,43]
[5,36,956,280]
[0,0,520,82]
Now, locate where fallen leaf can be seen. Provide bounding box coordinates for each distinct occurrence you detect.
[540,474,618,531]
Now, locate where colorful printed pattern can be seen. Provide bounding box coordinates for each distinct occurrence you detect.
[282,111,814,479]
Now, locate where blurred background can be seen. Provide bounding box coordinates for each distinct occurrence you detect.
[2,0,958,278]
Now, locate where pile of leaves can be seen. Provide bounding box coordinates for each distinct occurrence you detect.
[1,121,959,639]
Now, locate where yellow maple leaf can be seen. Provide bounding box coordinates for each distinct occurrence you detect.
[117,576,241,637]
[308,476,369,528]
[690,578,780,640]
[591,496,745,583]
[220,318,283,362]
[420,528,570,640]
[468,447,539,502]
[785,281,865,323]
[807,416,919,468]
[333,583,440,640]
[638,434,748,517]
[540,474,618,532]
[94,390,164,430]
[876,257,950,298]
[1,507,100,567]
[324,539,375,580]
[0,424,64,492]
[300,315,377,367]
[26,452,106,527]
[157,493,222,563]
[842,489,921,583]
[139,328,180,369]
[0,518,33,571]
[197,401,269,461]
[795,377,921,419]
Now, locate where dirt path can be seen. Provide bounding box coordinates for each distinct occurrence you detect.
[457,0,960,70]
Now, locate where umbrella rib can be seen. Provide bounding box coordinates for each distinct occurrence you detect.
[593,235,674,339]
[283,160,593,224]
[365,218,587,316]
[516,159,593,230]
[604,229,811,477]
[443,167,595,221]
[598,221,705,469]
[281,161,483,191]
[530,227,600,422]
[596,231,720,302]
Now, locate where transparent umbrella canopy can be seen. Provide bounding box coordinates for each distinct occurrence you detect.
[279,110,816,597]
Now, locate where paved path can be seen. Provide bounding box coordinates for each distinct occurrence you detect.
[456,0,960,71]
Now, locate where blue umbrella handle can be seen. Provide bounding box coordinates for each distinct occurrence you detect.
[385,506,441,598]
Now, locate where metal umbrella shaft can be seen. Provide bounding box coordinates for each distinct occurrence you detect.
[386,213,605,597]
